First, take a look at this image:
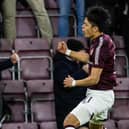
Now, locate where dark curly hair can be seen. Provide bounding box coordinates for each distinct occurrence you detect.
[86,6,111,32]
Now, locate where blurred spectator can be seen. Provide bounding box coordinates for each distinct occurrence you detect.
[86,0,98,9]
[2,0,53,43]
[53,39,88,129]
[58,0,85,37]
[0,51,19,119]
[114,0,129,61]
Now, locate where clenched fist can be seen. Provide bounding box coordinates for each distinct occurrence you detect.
[10,53,19,64]
[57,41,68,54]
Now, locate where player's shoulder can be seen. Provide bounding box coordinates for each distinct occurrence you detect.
[103,34,115,47]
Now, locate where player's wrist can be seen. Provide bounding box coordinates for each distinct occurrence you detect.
[72,79,76,87]
[65,49,71,56]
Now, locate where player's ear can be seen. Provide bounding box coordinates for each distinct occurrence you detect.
[93,26,99,32]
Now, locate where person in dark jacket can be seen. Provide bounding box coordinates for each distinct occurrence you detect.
[53,39,88,129]
[0,52,19,79]
[0,51,19,120]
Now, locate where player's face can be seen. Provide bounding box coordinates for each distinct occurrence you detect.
[82,18,97,39]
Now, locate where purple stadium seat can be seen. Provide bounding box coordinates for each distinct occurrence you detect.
[27,80,54,100]
[0,39,13,56]
[115,78,129,96]
[2,122,38,129]
[115,52,129,77]
[1,80,28,122]
[14,38,53,80]
[117,120,129,129]
[16,11,38,38]
[103,120,117,129]
[44,0,58,9]
[14,38,51,57]
[20,57,52,80]
[1,80,25,100]
[1,70,12,80]
[113,77,129,107]
[40,121,57,129]
[113,35,129,77]
[5,101,26,122]
[31,101,56,122]
[112,35,125,49]
[111,105,129,120]
[27,80,55,122]
[51,37,88,55]
[0,39,14,80]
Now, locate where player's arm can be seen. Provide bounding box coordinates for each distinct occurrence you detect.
[0,52,19,71]
[69,50,89,63]
[75,67,103,87]
[64,67,103,87]
[57,41,89,63]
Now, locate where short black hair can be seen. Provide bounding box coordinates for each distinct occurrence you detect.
[66,39,85,51]
[86,6,111,32]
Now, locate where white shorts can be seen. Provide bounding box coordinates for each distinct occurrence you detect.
[70,88,114,125]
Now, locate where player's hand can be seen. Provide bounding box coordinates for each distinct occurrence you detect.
[57,41,68,54]
[64,75,74,87]
[10,53,19,64]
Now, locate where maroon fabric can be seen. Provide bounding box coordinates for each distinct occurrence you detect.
[89,34,116,90]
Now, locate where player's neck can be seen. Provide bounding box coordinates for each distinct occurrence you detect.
[91,32,103,40]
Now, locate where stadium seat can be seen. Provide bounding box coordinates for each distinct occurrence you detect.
[14,38,53,80]
[117,120,129,129]
[1,80,28,122]
[19,57,52,80]
[40,121,57,129]
[113,77,129,107]
[103,120,117,129]
[115,50,129,77]
[27,79,55,122]
[2,80,25,100]
[115,53,129,77]
[112,35,125,49]
[113,35,129,77]
[5,101,26,122]
[2,122,38,129]
[111,78,129,121]
[26,79,54,99]
[111,105,129,120]
[0,39,13,56]
[44,0,58,9]
[14,38,51,56]
[1,70,13,80]
[16,11,38,38]
[0,39,15,80]
[30,100,56,122]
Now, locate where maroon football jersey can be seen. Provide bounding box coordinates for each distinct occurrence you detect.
[88,34,116,90]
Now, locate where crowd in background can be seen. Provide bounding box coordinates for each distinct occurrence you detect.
[0,0,129,59]
[0,0,128,37]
